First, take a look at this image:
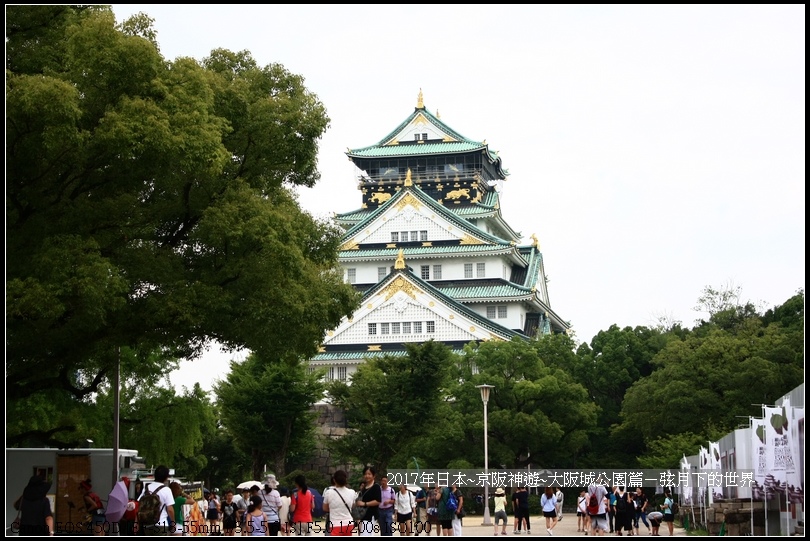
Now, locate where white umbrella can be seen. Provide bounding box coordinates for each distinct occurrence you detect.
[237,480,263,491]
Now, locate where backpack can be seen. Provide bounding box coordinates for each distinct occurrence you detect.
[445,489,458,513]
[616,492,628,512]
[587,492,600,515]
[138,484,168,524]
[669,498,679,514]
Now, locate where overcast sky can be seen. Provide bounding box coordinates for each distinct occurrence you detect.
[110,5,805,393]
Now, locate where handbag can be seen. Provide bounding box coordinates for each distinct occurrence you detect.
[353,488,368,522]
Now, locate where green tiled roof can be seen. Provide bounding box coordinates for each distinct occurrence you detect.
[347,106,503,169]
[348,141,487,158]
[340,244,516,259]
[311,349,465,362]
[434,282,533,300]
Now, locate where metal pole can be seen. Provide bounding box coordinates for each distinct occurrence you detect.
[477,384,494,527]
[112,347,121,487]
[482,396,491,526]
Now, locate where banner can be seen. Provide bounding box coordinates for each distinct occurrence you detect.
[763,398,796,501]
[680,455,693,505]
[786,405,804,505]
[751,417,767,501]
[697,446,710,505]
[709,441,724,501]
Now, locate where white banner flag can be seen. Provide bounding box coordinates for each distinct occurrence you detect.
[763,399,795,500]
[709,441,724,501]
[787,405,804,505]
[751,417,767,501]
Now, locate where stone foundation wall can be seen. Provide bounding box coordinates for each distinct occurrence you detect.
[298,404,358,477]
[680,499,778,536]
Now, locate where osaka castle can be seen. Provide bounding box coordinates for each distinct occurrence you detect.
[310,91,570,381]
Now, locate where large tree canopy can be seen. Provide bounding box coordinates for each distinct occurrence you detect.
[216,353,325,479]
[6,6,359,410]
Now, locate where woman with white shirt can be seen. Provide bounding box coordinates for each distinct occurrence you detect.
[321,470,357,536]
[395,485,416,536]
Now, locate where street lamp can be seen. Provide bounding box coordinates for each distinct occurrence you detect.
[476,384,495,526]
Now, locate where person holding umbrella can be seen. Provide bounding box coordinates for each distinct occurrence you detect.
[106,478,135,536]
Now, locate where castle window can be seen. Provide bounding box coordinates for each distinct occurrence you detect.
[381,323,390,335]
[477,262,486,277]
[347,268,356,284]
[433,265,442,279]
[337,366,347,381]
[414,321,423,334]
[392,322,401,334]
[426,321,435,333]
[368,323,377,335]
[487,306,496,319]
[421,265,430,280]
[391,232,399,242]
[326,366,335,381]
[403,322,412,334]
[420,231,428,241]
[378,267,387,281]
[411,231,418,241]
[401,231,409,242]
[498,306,508,319]
[464,263,473,278]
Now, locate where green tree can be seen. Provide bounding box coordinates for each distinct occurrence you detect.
[328,340,455,472]
[620,292,804,442]
[215,354,325,479]
[6,6,359,446]
[454,337,598,469]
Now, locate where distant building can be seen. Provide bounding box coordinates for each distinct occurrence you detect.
[310,91,570,381]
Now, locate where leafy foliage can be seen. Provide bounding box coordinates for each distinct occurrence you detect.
[6,5,358,449]
[328,341,455,472]
[215,353,326,479]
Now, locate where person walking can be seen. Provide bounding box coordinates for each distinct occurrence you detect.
[79,479,106,536]
[661,490,674,536]
[450,484,464,536]
[436,484,454,536]
[356,466,381,537]
[554,488,564,522]
[492,487,508,536]
[414,485,428,536]
[206,490,221,533]
[514,486,531,535]
[260,475,282,536]
[633,488,650,535]
[247,495,268,536]
[541,487,558,536]
[378,475,396,536]
[16,474,54,536]
[587,483,609,536]
[577,489,590,533]
[322,469,356,536]
[290,475,315,536]
[613,486,632,536]
[395,484,416,536]
[426,486,440,536]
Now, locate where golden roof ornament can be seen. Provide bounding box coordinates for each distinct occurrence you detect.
[404,168,413,186]
[530,233,539,248]
[417,88,424,109]
[436,109,440,118]
[394,249,406,269]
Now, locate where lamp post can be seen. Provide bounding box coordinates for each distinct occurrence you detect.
[476,384,494,526]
